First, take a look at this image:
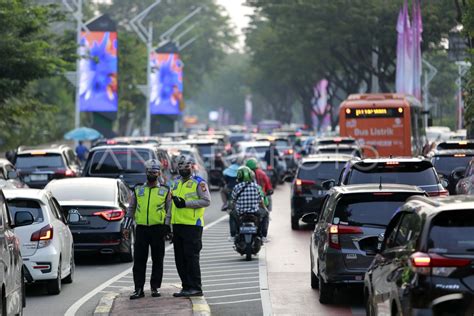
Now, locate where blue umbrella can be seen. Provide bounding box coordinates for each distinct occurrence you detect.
[64,127,103,141]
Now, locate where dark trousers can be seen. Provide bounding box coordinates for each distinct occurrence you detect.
[172,224,203,292]
[133,225,167,291]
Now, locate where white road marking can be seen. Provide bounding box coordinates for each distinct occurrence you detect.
[209,298,262,305]
[204,286,259,293]
[203,281,259,287]
[64,214,229,316]
[202,271,260,278]
[206,292,261,299]
[258,245,272,316]
[204,276,259,283]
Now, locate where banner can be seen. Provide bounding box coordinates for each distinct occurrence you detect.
[149,53,183,115]
[79,31,118,112]
[245,95,252,127]
[311,79,331,133]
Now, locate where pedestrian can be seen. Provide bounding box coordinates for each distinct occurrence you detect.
[124,159,172,300]
[171,156,211,297]
[75,140,89,163]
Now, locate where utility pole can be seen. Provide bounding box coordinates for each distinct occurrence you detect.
[129,0,162,136]
[62,0,88,129]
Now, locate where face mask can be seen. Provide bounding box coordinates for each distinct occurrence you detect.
[147,174,158,182]
[179,169,191,178]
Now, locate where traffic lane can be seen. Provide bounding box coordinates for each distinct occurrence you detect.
[266,184,364,315]
[24,255,130,316]
[71,191,224,316]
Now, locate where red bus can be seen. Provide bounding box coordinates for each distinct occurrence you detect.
[339,93,426,157]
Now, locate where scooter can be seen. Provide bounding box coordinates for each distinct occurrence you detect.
[234,213,262,261]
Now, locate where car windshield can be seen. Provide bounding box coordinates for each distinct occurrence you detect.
[245,146,268,157]
[432,155,473,176]
[334,193,416,227]
[7,199,44,224]
[318,148,361,157]
[89,149,152,174]
[348,163,438,187]
[16,154,64,169]
[275,140,289,147]
[196,144,213,156]
[298,162,345,181]
[428,210,474,254]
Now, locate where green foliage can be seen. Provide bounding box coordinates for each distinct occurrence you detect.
[460,0,474,136]
[0,0,73,149]
[245,0,458,127]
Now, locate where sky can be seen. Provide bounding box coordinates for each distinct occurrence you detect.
[215,0,253,50]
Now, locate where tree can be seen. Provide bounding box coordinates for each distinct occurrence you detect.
[245,0,458,128]
[0,0,72,149]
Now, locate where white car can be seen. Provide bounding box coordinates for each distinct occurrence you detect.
[4,189,75,295]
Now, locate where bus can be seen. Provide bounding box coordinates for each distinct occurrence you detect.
[339,93,426,157]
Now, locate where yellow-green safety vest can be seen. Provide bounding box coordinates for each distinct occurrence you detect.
[171,178,205,226]
[134,185,169,226]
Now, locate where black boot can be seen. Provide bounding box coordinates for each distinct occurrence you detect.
[173,289,188,297]
[130,288,145,300]
[151,288,161,297]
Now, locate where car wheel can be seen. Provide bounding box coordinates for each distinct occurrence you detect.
[120,230,134,263]
[63,250,74,284]
[46,259,61,295]
[318,273,334,304]
[310,257,318,289]
[291,215,299,230]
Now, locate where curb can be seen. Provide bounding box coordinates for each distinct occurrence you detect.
[259,245,272,316]
[190,296,211,316]
[93,292,119,316]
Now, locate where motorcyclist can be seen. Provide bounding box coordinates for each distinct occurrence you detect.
[221,158,240,211]
[264,141,283,181]
[229,166,265,242]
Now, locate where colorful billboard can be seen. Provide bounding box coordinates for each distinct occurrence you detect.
[149,52,183,115]
[79,31,118,112]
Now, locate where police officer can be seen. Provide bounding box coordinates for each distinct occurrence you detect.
[171,156,211,297]
[124,159,172,300]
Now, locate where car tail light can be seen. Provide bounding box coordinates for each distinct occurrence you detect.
[328,224,363,249]
[93,209,125,221]
[55,169,76,177]
[267,164,273,170]
[295,179,316,195]
[427,190,449,197]
[410,252,470,276]
[31,225,54,248]
[295,153,302,160]
[284,149,294,155]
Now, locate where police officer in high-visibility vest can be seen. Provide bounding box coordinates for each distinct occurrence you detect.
[171,156,211,297]
[124,159,172,300]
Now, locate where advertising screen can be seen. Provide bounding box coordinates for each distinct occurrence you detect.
[149,52,183,115]
[79,31,118,112]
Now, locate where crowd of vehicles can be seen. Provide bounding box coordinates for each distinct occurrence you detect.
[1,113,474,314]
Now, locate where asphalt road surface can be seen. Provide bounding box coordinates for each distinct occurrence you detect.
[24,185,366,316]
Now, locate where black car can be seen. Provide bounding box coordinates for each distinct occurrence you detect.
[15,145,81,189]
[45,177,135,261]
[364,195,474,316]
[428,149,474,195]
[310,184,425,304]
[335,157,448,197]
[82,144,173,188]
[290,154,353,230]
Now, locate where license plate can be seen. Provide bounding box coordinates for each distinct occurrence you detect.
[240,226,257,234]
[30,174,48,181]
[305,197,313,202]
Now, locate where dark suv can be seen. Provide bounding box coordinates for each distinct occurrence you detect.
[15,145,80,188]
[290,154,353,230]
[310,184,425,304]
[428,148,474,195]
[336,157,448,197]
[82,144,173,188]
[364,195,474,316]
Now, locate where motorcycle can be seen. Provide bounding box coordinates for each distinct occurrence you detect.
[234,213,262,261]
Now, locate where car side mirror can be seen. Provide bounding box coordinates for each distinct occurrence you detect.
[321,179,336,190]
[441,178,449,189]
[67,209,81,224]
[14,211,34,227]
[7,170,19,179]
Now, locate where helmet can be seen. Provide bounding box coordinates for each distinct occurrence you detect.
[144,159,161,172]
[237,166,253,183]
[245,158,259,171]
[177,155,194,170]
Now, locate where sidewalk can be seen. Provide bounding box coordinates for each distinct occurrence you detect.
[94,284,210,316]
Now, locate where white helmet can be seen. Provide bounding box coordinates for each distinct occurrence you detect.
[144,159,161,172]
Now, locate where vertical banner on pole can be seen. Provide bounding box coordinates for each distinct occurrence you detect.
[245,95,252,128]
[79,31,118,112]
[149,52,184,115]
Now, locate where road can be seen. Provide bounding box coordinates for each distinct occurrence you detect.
[24,185,365,316]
